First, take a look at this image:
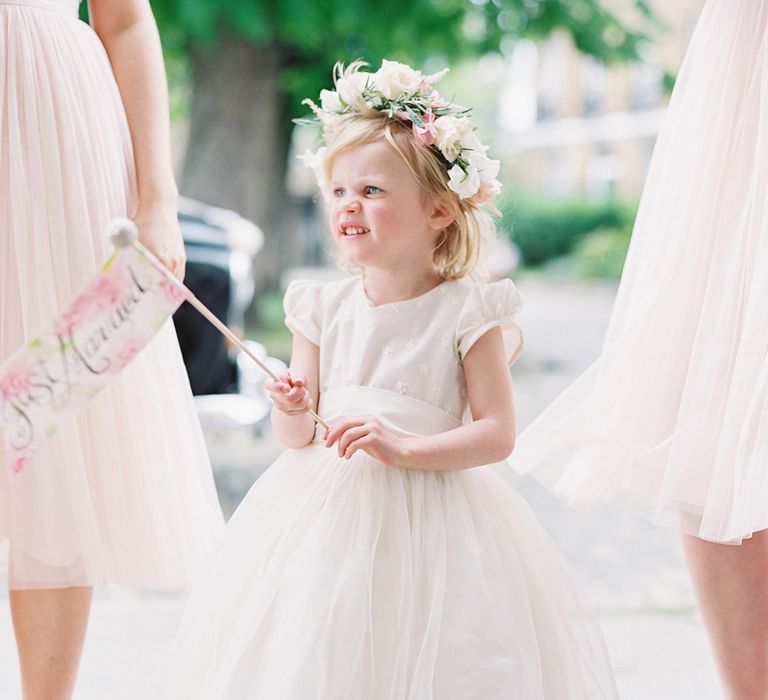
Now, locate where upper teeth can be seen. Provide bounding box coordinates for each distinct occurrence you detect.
[343,227,368,235]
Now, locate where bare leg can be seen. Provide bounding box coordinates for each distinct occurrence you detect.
[682,528,768,700]
[10,587,93,700]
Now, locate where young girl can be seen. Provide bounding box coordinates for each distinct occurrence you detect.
[146,60,617,699]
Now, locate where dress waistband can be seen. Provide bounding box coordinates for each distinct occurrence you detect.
[316,385,464,441]
[0,0,77,18]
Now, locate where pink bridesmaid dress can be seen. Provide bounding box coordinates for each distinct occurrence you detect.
[0,0,224,588]
[510,0,768,545]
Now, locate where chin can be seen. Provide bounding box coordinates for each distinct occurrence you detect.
[336,250,364,269]
[337,245,368,265]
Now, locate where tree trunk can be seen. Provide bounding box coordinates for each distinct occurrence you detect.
[182,37,298,291]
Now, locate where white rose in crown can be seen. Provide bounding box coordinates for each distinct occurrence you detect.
[434,115,473,163]
[319,89,342,113]
[298,146,328,183]
[300,60,504,207]
[466,150,501,181]
[336,71,370,109]
[447,164,481,199]
[374,60,424,100]
[459,129,486,156]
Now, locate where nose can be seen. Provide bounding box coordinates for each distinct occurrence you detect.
[342,196,361,213]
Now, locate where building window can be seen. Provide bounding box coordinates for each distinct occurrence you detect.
[582,57,607,117]
[586,146,621,200]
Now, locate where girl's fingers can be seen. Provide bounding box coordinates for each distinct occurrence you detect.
[285,385,307,400]
[284,390,309,407]
[337,425,370,457]
[284,371,307,388]
[325,419,366,447]
[344,433,376,460]
[267,377,308,397]
[274,396,309,414]
[267,383,310,412]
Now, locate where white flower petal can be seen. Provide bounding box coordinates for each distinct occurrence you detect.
[374,59,424,99]
[435,116,473,163]
[447,164,481,199]
[336,73,369,109]
[319,89,342,113]
[298,147,328,184]
[466,151,501,180]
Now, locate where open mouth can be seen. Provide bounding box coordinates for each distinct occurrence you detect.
[340,225,370,236]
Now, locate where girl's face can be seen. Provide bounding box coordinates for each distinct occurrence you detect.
[326,140,447,273]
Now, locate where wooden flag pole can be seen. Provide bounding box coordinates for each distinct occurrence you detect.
[110,220,329,431]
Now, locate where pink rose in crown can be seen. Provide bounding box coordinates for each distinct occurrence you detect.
[412,107,437,146]
[0,353,37,401]
[427,90,450,110]
[474,178,503,211]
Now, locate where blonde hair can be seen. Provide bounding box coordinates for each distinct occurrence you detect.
[321,113,497,281]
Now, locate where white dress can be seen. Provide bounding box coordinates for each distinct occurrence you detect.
[509,0,768,545]
[0,0,223,588]
[146,276,617,700]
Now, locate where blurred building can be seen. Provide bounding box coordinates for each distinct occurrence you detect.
[501,0,706,200]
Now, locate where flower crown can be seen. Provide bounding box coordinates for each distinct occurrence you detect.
[299,60,502,209]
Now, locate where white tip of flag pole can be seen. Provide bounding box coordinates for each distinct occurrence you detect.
[109,218,139,249]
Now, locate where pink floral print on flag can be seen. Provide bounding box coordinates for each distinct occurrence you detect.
[0,241,189,474]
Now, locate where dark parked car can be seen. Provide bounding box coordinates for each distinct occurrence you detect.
[174,198,285,511]
[174,196,261,395]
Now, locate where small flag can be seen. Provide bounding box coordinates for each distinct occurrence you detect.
[0,220,189,473]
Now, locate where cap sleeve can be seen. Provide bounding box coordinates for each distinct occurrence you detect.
[456,279,524,364]
[283,280,323,345]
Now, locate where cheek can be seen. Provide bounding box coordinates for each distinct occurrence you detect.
[327,202,340,230]
[369,203,404,231]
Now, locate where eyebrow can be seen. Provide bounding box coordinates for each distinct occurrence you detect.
[329,175,389,187]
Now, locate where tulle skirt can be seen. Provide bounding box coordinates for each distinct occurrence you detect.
[510,0,768,544]
[0,0,224,588]
[145,444,617,699]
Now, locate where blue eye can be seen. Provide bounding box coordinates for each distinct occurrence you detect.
[332,188,345,197]
[365,186,382,195]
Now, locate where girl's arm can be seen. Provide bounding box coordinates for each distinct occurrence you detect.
[267,332,320,449]
[325,327,516,471]
[88,0,185,279]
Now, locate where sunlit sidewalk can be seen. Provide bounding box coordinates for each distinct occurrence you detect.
[0,592,720,699]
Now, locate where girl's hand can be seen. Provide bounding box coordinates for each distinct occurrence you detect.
[266,371,312,416]
[133,201,186,280]
[324,415,407,464]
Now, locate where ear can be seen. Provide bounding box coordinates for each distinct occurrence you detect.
[427,195,456,231]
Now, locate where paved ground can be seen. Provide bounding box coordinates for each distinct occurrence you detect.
[0,276,723,699]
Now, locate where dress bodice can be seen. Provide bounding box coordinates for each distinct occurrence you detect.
[284,275,523,436]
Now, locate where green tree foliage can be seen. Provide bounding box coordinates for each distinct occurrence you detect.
[499,190,637,266]
[145,0,657,287]
[152,0,656,115]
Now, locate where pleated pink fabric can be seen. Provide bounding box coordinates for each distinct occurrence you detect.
[510,0,768,544]
[0,0,224,588]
